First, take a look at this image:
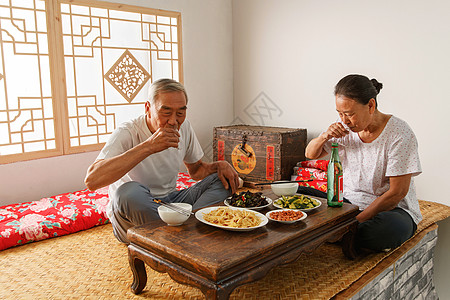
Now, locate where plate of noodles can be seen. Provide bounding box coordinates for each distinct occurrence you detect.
[195,206,268,231]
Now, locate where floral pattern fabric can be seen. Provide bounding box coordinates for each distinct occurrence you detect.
[0,172,196,251]
[295,167,327,181]
[296,159,329,171]
[292,160,329,193]
[175,172,198,190]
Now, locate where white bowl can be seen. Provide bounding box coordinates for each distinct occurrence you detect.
[270,182,299,196]
[157,203,192,226]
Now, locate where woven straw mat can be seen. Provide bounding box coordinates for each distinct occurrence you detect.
[1,200,449,300]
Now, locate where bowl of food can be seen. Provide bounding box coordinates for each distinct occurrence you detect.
[266,209,307,224]
[273,194,322,212]
[270,181,299,196]
[157,203,192,226]
[224,191,272,210]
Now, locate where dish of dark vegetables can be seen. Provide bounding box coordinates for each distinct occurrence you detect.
[224,191,272,210]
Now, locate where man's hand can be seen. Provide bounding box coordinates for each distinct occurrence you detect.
[215,161,239,194]
[146,127,180,153]
[85,127,178,191]
[185,160,240,194]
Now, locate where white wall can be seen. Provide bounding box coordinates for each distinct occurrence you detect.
[232,0,450,297]
[0,0,234,206]
[233,0,450,206]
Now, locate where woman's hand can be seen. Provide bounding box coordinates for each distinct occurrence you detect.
[321,122,349,141]
[305,122,348,159]
[356,174,412,223]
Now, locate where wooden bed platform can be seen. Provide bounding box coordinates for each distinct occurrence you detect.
[0,200,448,299]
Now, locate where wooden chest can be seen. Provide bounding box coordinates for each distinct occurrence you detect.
[213,125,307,183]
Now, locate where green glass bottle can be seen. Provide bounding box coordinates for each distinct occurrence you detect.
[327,143,343,207]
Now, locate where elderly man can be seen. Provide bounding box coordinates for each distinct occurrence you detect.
[85,78,238,243]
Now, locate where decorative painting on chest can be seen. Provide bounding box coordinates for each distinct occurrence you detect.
[231,143,256,174]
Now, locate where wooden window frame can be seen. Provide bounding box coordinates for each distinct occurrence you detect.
[0,0,183,164]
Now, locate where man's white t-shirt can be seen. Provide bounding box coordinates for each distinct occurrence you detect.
[324,115,422,224]
[96,115,204,214]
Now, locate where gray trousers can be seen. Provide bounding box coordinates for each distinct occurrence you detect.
[109,173,231,244]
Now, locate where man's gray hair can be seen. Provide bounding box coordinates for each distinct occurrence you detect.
[148,78,188,105]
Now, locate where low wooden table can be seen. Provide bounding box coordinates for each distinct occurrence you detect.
[127,192,359,299]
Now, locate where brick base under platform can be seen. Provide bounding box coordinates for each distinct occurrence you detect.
[336,224,439,299]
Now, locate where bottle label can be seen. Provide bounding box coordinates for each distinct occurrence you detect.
[338,175,343,203]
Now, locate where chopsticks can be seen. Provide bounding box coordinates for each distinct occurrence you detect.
[254,179,313,186]
[153,199,193,216]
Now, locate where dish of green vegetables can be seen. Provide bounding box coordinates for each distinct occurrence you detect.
[273,194,321,211]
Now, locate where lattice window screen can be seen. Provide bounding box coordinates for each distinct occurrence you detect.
[0,0,182,163]
[0,0,59,161]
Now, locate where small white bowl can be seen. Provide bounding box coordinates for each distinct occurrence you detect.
[271,182,299,196]
[157,203,192,226]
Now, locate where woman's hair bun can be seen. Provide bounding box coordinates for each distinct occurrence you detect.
[370,78,383,94]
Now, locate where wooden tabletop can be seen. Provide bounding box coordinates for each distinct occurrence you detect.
[128,192,359,283]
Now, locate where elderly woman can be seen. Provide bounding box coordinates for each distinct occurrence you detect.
[304,74,422,252]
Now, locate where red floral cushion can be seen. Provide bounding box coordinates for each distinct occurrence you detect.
[291,175,327,193]
[0,172,196,251]
[297,159,329,171]
[175,172,198,190]
[292,160,329,193]
[0,187,110,251]
[296,167,327,181]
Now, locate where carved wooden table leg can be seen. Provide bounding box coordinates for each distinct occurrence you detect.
[204,285,234,300]
[128,248,147,294]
